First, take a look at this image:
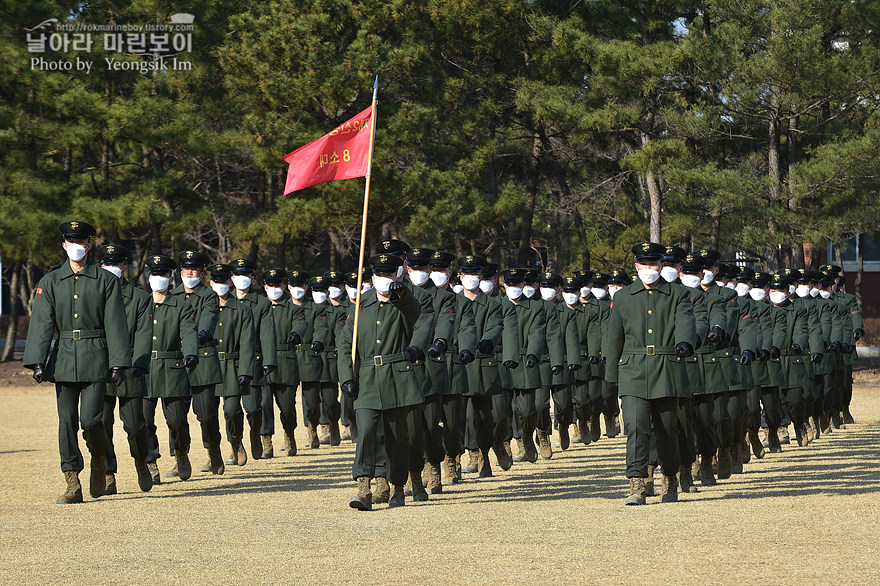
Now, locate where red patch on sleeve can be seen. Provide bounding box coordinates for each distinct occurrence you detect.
[36,287,43,295]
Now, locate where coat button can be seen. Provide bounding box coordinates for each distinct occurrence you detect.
[377,320,381,325]
[647,310,652,314]
[376,340,381,344]
[153,336,157,340]
[153,320,158,324]
[648,290,652,294]
[219,323,223,327]
[73,295,78,300]
[219,339,223,343]
[73,313,78,318]
[648,328,653,333]
[75,276,79,280]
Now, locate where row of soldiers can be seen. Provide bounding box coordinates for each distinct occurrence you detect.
[23,222,863,508]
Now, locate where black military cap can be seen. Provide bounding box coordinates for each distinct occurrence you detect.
[429,250,456,268]
[769,273,793,289]
[573,270,594,282]
[661,245,686,263]
[819,264,842,275]
[726,265,742,279]
[820,275,836,287]
[262,268,285,285]
[606,269,631,285]
[230,258,258,273]
[407,247,434,265]
[147,254,176,273]
[524,269,540,283]
[805,270,823,283]
[60,220,96,240]
[562,276,581,291]
[779,268,801,281]
[324,270,346,286]
[178,250,209,268]
[587,272,609,287]
[371,253,404,273]
[716,263,731,279]
[539,272,562,288]
[346,268,372,287]
[208,263,232,281]
[501,268,528,284]
[286,270,309,285]
[632,242,665,261]
[309,275,329,290]
[456,254,486,273]
[737,267,756,281]
[481,262,500,278]
[751,271,770,287]
[376,239,411,257]
[97,244,132,264]
[681,253,703,273]
[696,249,721,266]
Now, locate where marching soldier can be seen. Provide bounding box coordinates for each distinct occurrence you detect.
[581,271,618,440]
[97,244,154,494]
[563,275,593,445]
[308,274,343,446]
[826,265,863,424]
[533,272,566,459]
[339,269,372,440]
[604,242,696,505]
[24,221,130,503]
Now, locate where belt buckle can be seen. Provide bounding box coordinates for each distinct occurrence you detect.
[295,344,303,352]
[373,355,383,367]
[647,345,655,356]
[218,351,226,361]
[72,329,82,341]
[151,350,158,360]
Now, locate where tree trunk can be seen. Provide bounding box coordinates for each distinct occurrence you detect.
[1,263,21,362]
[787,115,805,267]
[518,133,542,267]
[768,111,782,267]
[855,232,863,306]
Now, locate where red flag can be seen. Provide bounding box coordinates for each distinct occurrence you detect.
[281,106,373,195]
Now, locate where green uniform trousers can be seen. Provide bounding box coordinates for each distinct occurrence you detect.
[353,406,409,487]
[102,394,150,473]
[56,382,107,472]
[143,396,191,461]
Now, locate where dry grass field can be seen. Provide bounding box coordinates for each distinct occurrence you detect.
[0,360,878,585]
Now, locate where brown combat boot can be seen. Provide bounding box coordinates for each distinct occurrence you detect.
[462,449,479,474]
[208,443,225,475]
[134,459,153,492]
[104,473,117,495]
[768,428,782,453]
[283,429,297,456]
[373,477,391,503]
[604,413,620,438]
[89,454,106,498]
[590,413,602,442]
[645,465,657,496]
[57,471,83,504]
[200,458,212,473]
[426,463,443,494]
[691,457,701,480]
[249,424,263,460]
[536,429,553,460]
[349,476,372,511]
[318,424,331,445]
[147,461,161,485]
[698,457,716,486]
[831,411,844,429]
[512,439,527,463]
[261,434,274,459]
[779,425,791,445]
[341,426,352,441]
[812,416,823,440]
[234,436,248,466]
[329,421,341,446]
[307,424,320,449]
[493,439,513,471]
[410,472,429,502]
[820,413,832,435]
[660,473,679,503]
[166,461,179,478]
[176,451,192,481]
[478,449,493,478]
[389,485,406,508]
[625,477,647,506]
[679,464,698,493]
[570,422,582,444]
[843,407,855,425]
[749,428,766,459]
[558,424,570,451]
[522,433,539,463]
[740,437,751,464]
[444,455,462,484]
[759,427,770,449]
[730,444,743,474]
[717,447,732,479]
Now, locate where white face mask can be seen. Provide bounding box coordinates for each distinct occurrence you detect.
[149,275,171,292]
[522,285,536,298]
[211,282,230,297]
[373,276,393,295]
[701,269,715,285]
[311,291,328,304]
[288,286,306,300]
[429,271,449,287]
[346,285,358,301]
[788,284,795,294]
[591,287,608,300]
[608,285,623,299]
[396,266,404,279]
[408,270,430,286]
[680,274,702,288]
[505,286,523,301]
[328,286,343,299]
[562,292,579,306]
[452,284,464,294]
[809,287,820,298]
[65,243,87,262]
[266,286,284,301]
[795,284,810,298]
[660,266,679,283]
[724,282,735,289]
[735,282,750,297]
[479,280,494,294]
[749,288,767,301]
[362,283,372,293]
[820,290,832,299]
[232,275,252,291]
[182,276,201,289]
[539,287,556,301]
[580,286,591,299]
[461,274,481,291]
[769,291,788,305]
[102,265,123,278]
[637,267,661,285]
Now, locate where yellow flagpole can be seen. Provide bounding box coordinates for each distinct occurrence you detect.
[351,77,379,367]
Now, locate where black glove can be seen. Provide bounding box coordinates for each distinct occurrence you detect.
[310,340,324,353]
[525,354,538,368]
[790,343,803,354]
[32,364,47,384]
[476,340,494,354]
[828,341,842,353]
[715,338,730,350]
[427,339,447,359]
[184,355,199,369]
[854,328,865,341]
[675,342,693,358]
[405,346,423,363]
[847,343,856,354]
[740,350,755,366]
[458,349,474,364]
[110,367,126,387]
[262,364,276,377]
[130,366,146,378]
[237,375,252,386]
[568,363,581,372]
[503,360,519,369]
[341,379,358,399]
[588,355,600,365]
[387,281,406,299]
[286,331,301,345]
[551,365,563,376]
[757,349,770,361]
[197,329,212,346]
[707,325,725,344]
[810,353,824,364]
[770,346,780,359]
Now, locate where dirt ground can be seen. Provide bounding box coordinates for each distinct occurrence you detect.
[0,360,878,585]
